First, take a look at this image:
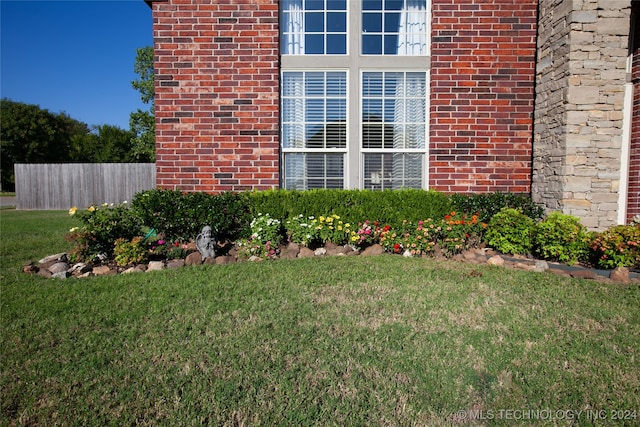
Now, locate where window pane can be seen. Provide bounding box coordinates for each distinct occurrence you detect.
[326,34,347,54]
[281,0,347,55]
[363,13,382,33]
[307,0,323,11]
[327,12,346,32]
[363,153,423,190]
[362,34,382,55]
[361,0,428,56]
[363,0,382,11]
[306,12,324,32]
[284,154,344,190]
[328,0,346,9]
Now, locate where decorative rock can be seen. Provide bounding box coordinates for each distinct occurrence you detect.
[23,263,39,274]
[38,253,67,265]
[51,271,69,280]
[403,249,413,257]
[360,244,384,256]
[37,268,52,278]
[281,243,300,260]
[166,259,186,269]
[48,262,70,274]
[92,265,114,276]
[215,256,235,265]
[122,266,143,274]
[514,262,535,271]
[314,247,327,257]
[610,267,630,284]
[147,261,165,272]
[487,255,505,266]
[69,263,92,276]
[570,270,597,280]
[185,252,203,266]
[534,260,549,273]
[204,257,217,265]
[298,247,316,258]
[249,255,263,262]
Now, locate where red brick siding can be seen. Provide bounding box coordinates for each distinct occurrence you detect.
[629,7,640,221]
[430,0,537,193]
[152,0,279,192]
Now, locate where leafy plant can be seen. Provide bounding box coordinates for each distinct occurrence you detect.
[484,208,535,255]
[285,214,317,246]
[590,224,640,269]
[113,236,148,267]
[436,211,487,256]
[378,220,437,256]
[67,202,143,262]
[236,213,283,259]
[312,214,352,245]
[349,220,379,249]
[533,212,590,265]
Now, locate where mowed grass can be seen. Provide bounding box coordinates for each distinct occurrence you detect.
[1,210,639,426]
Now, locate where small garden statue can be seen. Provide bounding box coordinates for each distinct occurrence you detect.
[196,225,217,260]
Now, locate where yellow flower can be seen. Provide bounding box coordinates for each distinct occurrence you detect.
[319,216,325,222]
[351,235,359,242]
[337,226,343,231]
[88,205,96,212]
[102,202,109,207]
[68,206,77,216]
[69,227,79,233]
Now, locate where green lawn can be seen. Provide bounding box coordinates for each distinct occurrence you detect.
[1,210,639,426]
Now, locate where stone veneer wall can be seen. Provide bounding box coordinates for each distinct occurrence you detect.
[533,0,632,229]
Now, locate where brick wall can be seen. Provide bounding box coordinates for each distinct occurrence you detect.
[152,0,280,192]
[430,0,538,193]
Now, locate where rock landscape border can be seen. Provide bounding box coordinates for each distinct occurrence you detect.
[26,242,639,285]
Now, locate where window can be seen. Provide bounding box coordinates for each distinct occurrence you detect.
[282,71,347,189]
[280,0,430,190]
[362,71,427,189]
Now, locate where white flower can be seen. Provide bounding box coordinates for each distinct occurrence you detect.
[69,227,79,233]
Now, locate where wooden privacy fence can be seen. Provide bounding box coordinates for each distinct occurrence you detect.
[14,163,156,210]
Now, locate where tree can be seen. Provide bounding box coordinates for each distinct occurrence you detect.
[0,99,90,190]
[129,46,155,162]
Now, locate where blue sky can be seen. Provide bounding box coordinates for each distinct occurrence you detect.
[1,0,153,130]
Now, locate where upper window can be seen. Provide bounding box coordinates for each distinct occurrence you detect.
[281,0,348,55]
[362,0,428,55]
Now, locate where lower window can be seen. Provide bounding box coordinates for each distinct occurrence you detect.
[281,70,427,190]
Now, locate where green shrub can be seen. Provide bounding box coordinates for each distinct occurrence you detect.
[532,212,590,265]
[67,203,143,262]
[590,224,640,269]
[131,189,251,242]
[484,208,535,255]
[450,192,544,222]
[113,236,148,267]
[249,189,453,227]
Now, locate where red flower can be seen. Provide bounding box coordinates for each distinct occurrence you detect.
[393,243,402,254]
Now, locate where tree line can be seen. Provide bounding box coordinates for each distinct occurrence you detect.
[0,47,155,192]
